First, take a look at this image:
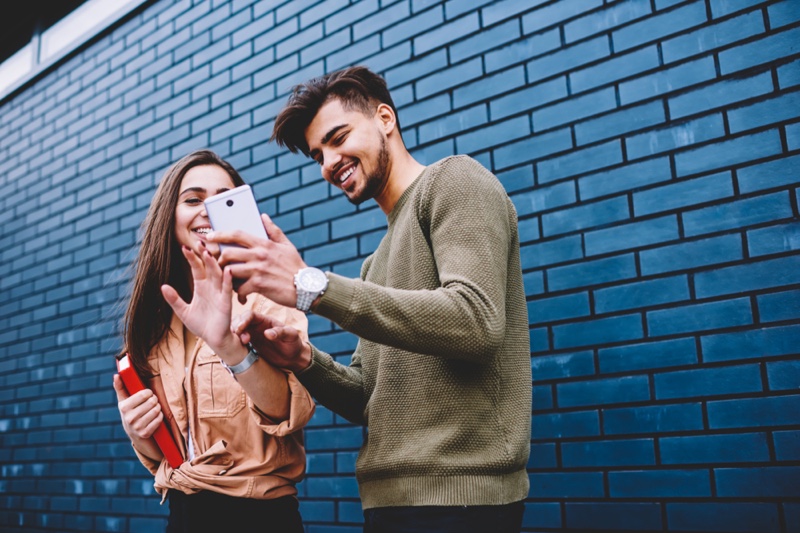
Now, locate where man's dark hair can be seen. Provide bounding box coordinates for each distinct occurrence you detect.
[271,66,401,156]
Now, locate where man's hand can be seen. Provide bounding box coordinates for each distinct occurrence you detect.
[232,310,312,374]
[208,214,306,308]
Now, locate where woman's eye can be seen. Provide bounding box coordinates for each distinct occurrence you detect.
[184,197,203,205]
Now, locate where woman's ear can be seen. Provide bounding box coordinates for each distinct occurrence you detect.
[375,103,396,135]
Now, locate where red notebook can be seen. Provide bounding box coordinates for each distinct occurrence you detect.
[117,354,184,469]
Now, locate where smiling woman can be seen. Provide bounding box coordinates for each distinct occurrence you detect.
[112,149,314,533]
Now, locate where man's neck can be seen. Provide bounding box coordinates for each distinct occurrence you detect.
[375,150,426,214]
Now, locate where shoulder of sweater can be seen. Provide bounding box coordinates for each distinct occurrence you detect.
[418,154,507,201]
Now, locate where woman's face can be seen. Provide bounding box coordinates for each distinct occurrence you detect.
[174,164,236,255]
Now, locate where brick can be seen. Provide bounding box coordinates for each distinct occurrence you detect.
[455,115,529,155]
[513,181,575,217]
[640,234,743,276]
[621,56,718,106]
[579,156,672,200]
[774,430,800,461]
[716,466,800,497]
[538,140,623,184]
[414,11,479,56]
[352,2,410,41]
[626,113,726,160]
[576,100,666,146]
[670,71,774,120]
[485,28,560,74]
[657,363,763,401]
[757,288,800,322]
[767,359,800,391]
[688,190,791,236]
[663,10,765,64]
[769,0,800,28]
[649,297,753,337]
[418,105,487,145]
[534,87,616,131]
[558,375,650,408]
[611,469,712,497]
[729,90,800,134]
[599,337,697,373]
[528,291,590,325]
[737,153,800,194]
[565,0,652,43]
[667,503,780,533]
[595,275,690,314]
[542,195,629,237]
[450,19,520,64]
[778,58,800,89]
[614,1,708,52]
[604,403,704,434]
[529,472,605,498]
[481,0,549,26]
[491,77,567,121]
[586,215,679,256]
[553,313,643,350]
[380,4,439,47]
[636,172,733,217]
[564,439,655,468]
[531,350,594,381]
[708,394,800,428]
[662,432,770,464]
[704,323,800,364]
[748,221,800,258]
[567,502,662,530]
[709,0,764,18]
[415,58,483,100]
[719,26,800,75]
[532,410,600,439]
[675,130,781,176]
[548,254,637,292]
[696,254,800,299]
[788,121,800,151]
[325,0,379,33]
[494,127,573,170]
[527,35,610,82]
[453,66,526,109]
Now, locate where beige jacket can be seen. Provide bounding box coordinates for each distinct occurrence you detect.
[132,294,315,502]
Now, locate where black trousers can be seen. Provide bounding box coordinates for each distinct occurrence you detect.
[363,500,525,533]
[166,490,303,533]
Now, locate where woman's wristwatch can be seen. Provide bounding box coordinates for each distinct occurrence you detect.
[220,344,259,378]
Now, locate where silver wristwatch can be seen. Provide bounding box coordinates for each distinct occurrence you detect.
[294,267,328,312]
[220,344,259,378]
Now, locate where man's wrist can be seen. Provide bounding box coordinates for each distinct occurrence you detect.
[293,342,314,374]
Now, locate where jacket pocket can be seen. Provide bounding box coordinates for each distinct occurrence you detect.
[194,353,247,418]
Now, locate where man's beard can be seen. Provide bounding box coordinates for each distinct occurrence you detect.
[348,136,389,206]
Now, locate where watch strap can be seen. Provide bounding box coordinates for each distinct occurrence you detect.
[220,344,259,377]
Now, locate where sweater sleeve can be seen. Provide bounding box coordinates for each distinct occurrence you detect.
[297,341,366,424]
[314,156,516,364]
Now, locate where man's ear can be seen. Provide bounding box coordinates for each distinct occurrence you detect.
[375,103,397,135]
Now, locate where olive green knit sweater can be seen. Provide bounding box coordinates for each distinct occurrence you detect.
[299,155,531,509]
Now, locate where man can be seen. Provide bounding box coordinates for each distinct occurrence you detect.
[210,66,531,533]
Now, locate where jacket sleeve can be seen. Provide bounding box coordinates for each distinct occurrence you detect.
[249,370,316,435]
[313,156,516,365]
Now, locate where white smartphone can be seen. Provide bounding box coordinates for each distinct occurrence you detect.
[203,184,268,252]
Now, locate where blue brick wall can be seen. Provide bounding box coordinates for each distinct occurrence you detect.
[0,0,798,532]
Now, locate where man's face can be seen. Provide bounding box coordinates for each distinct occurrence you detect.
[305,98,390,206]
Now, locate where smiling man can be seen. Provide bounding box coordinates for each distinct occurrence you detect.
[210,66,531,533]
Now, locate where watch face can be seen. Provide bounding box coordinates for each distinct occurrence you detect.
[300,269,327,291]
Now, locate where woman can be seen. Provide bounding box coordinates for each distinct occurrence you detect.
[113,149,313,532]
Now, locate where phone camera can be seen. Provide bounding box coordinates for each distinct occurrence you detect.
[226,199,234,207]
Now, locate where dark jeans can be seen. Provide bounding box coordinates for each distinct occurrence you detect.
[166,489,303,533]
[363,500,525,533]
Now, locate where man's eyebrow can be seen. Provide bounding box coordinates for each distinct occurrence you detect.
[309,124,347,159]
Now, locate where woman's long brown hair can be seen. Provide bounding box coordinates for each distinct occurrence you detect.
[121,149,245,380]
